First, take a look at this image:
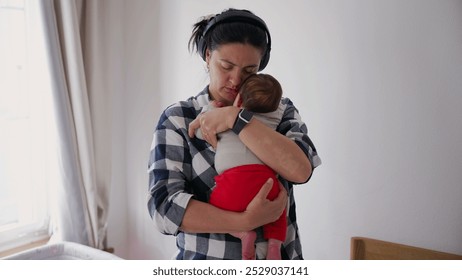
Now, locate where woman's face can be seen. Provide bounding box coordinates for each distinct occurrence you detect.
[206,43,262,105]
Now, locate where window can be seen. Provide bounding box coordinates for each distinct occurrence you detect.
[0,0,56,252]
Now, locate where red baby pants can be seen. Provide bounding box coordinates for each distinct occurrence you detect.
[210,164,287,242]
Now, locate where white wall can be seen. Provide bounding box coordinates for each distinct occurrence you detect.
[106,0,177,259]
[107,0,462,259]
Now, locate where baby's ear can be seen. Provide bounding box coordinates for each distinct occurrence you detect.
[233,93,243,107]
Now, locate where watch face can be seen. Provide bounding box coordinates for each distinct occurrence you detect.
[240,109,253,123]
[232,109,252,134]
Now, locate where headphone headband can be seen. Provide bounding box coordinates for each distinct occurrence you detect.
[198,10,271,71]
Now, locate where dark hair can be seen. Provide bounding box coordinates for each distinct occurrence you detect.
[189,9,269,68]
[240,73,282,113]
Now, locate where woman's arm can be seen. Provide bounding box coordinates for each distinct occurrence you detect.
[240,117,312,183]
[180,178,287,233]
[189,106,312,183]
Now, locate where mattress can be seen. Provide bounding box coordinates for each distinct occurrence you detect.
[3,241,122,260]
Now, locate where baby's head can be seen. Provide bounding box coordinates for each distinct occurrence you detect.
[239,73,282,113]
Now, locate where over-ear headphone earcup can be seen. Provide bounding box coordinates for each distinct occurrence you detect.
[198,10,271,71]
[259,49,270,71]
[198,28,209,61]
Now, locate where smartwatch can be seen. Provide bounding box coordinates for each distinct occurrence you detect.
[232,109,253,135]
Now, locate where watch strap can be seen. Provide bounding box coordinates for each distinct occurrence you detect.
[232,109,253,135]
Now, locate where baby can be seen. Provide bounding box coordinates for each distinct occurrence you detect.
[199,73,286,259]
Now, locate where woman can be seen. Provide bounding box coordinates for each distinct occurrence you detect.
[147,8,321,260]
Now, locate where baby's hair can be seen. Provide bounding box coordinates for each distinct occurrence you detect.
[240,74,282,113]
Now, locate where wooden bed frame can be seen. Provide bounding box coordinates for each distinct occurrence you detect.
[351,237,462,260]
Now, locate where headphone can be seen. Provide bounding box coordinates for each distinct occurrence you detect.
[198,10,272,71]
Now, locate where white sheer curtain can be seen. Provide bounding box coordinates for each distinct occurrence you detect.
[38,0,112,249]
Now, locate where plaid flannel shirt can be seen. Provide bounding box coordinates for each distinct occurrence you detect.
[148,86,321,260]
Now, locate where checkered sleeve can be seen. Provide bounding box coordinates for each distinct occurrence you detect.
[279,98,322,181]
[147,104,194,236]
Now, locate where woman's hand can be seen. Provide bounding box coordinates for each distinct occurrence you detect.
[241,178,288,231]
[188,106,239,148]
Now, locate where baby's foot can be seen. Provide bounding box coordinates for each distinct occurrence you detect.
[266,239,282,260]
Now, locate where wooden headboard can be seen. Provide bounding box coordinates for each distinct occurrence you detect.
[351,237,462,260]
